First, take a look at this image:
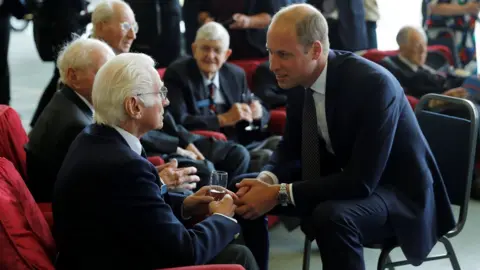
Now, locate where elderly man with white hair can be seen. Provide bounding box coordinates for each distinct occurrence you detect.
[165,21,281,173]
[91,0,137,54]
[26,37,115,202]
[90,0,252,190]
[52,52,259,270]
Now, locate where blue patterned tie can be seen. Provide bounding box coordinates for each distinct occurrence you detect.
[302,88,321,181]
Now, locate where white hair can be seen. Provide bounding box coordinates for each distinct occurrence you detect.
[195,21,230,51]
[396,26,427,47]
[92,53,161,126]
[56,37,115,84]
[272,3,330,56]
[91,0,131,36]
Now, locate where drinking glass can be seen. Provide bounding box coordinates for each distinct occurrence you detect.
[242,92,260,131]
[207,171,228,201]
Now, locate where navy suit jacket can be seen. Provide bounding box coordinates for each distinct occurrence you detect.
[53,124,240,269]
[164,56,270,141]
[264,50,455,265]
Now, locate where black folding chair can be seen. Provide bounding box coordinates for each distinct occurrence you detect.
[301,93,478,270]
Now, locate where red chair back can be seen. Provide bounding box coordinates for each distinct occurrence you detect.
[406,95,419,109]
[362,45,453,66]
[229,58,267,89]
[158,68,166,80]
[0,106,28,180]
[0,158,56,269]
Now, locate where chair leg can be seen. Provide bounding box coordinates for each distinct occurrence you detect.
[377,246,395,270]
[302,237,312,270]
[439,237,461,270]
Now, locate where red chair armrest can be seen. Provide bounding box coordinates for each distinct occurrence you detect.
[147,156,165,166]
[191,130,227,141]
[268,109,287,135]
[160,265,245,270]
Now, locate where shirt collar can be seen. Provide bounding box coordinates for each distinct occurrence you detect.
[200,70,220,89]
[112,126,142,156]
[74,91,94,113]
[398,54,420,72]
[309,63,328,95]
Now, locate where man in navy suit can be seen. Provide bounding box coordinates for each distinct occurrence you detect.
[234,4,456,270]
[53,52,258,270]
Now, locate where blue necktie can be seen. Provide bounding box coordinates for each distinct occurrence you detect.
[302,88,321,181]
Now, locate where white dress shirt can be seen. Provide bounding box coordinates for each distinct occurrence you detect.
[200,71,226,104]
[259,64,333,205]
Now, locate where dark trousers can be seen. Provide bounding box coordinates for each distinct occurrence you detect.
[30,64,60,127]
[233,173,395,270]
[208,244,259,270]
[0,15,10,105]
[194,137,250,180]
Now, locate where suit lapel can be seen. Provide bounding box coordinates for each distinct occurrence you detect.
[219,71,234,107]
[61,86,93,120]
[325,50,337,152]
[188,59,210,106]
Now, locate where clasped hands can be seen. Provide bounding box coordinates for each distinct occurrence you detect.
[218,101,263,127]
[181,178,281,221]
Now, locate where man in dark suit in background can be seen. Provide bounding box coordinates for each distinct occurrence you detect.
[380,26,467,99]
[53,52,258,270]
[165,22,280,172]
[26,38,116,202]
[234,4,455,270]
[30,0,91,127]
[0,0,28,105]
[252,61,287,109]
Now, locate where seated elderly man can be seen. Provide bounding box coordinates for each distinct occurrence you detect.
[380,26,467,99]
[164,22,281,172]
[25,38,116,202]
[90,0,251,184]
[53,52,259,270]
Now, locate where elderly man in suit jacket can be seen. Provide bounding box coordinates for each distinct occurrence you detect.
[380,26,467,99]
[26,38,116,202]
[164,21,281,172]
[53,52,258,270]
[233,4,456,270]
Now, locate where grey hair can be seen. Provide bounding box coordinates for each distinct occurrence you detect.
[195,21,230,51]
[91,0,131,36]
[396,26,427,46]
[272,3,330,55]
[56,37,115,84]
[92,53,162,126]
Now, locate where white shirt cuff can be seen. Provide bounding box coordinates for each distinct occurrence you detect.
[213,213,237,223]
[288,184,295,206]
[258,171,279,185]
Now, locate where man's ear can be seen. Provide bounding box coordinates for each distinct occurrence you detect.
[311,41,322,60]
[66,68,78,87]
[124,96,142,119]
[224,49,233,61]
[191,43,197,54]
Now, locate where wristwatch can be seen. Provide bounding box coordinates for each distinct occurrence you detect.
[278,183,289,206]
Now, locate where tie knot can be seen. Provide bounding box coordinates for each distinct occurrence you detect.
[208,83,215,90]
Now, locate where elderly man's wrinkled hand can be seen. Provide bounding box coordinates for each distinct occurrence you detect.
[159,166,200,190]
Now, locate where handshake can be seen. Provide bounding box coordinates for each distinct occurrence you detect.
[182,176,286,221]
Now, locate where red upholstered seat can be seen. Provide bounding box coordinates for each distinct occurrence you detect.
[158,68,166,79]
[406,95,419,109]
[191,130,227,141]
[229,58,267,89]
[0,105,28,181]
[0,158,56,269]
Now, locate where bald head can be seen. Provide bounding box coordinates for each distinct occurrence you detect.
[396,26,428,66]
[270,3,329,55]
[92,0,137,53]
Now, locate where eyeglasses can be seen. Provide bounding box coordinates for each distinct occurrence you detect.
[120,21,139,34]
[136,86,168,100]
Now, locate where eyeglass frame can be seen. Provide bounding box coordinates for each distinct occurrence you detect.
[120,21,139,34]
[135,86,168,101]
